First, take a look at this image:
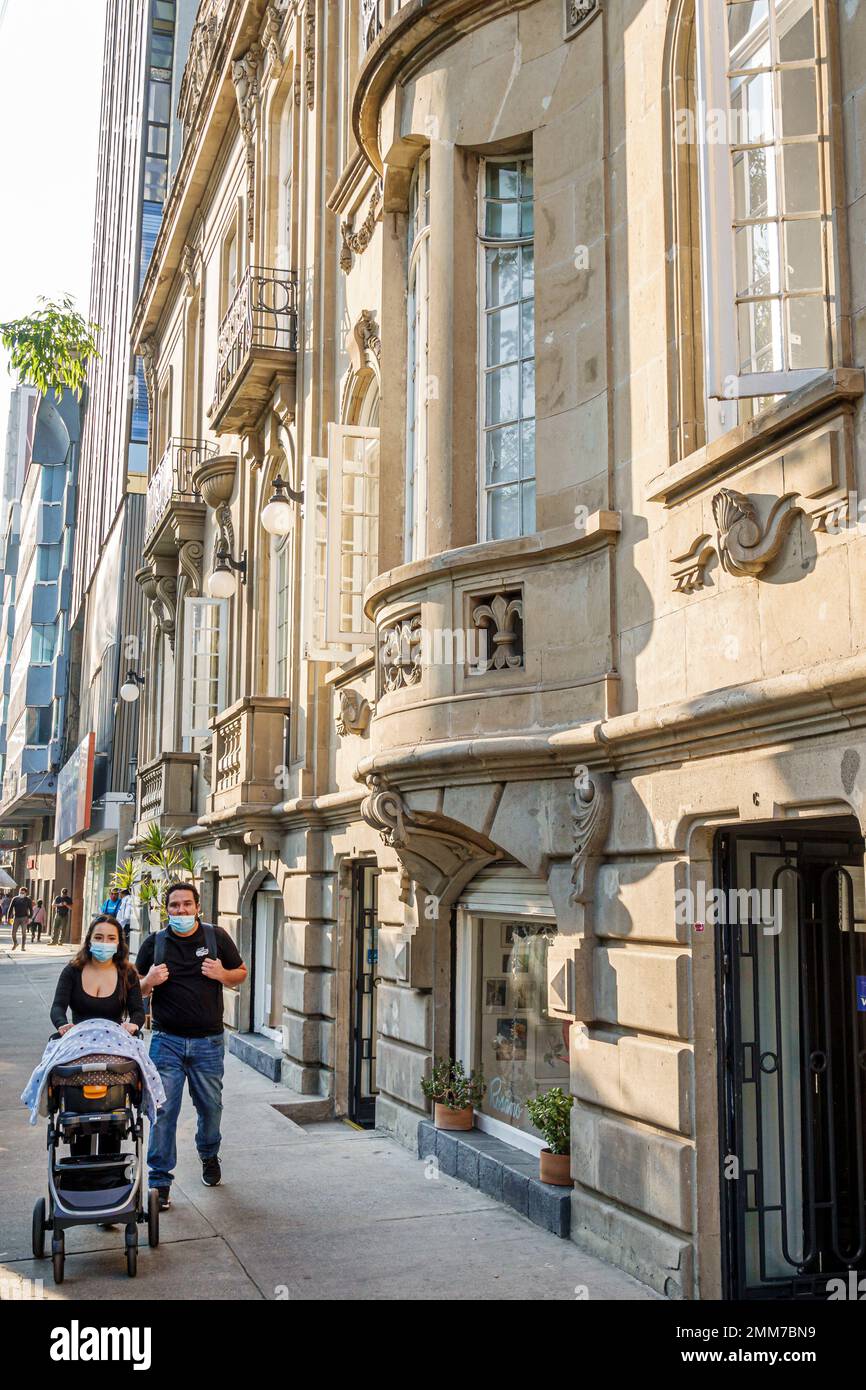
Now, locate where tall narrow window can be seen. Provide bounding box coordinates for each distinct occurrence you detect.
[327,424,380,644]
[480,158,535,541]
[405,152,431,562]
[696,0,832,399]
[182,597,228,741]
[222,227,239,315]
[271,534,291,696]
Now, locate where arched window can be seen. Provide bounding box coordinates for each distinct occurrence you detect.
[693,0,835,402]
[405,151,431,562]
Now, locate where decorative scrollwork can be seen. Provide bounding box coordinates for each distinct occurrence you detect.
[340,186,382,272]
[361,774,410,848]
[336,688,372,736]
[712,487,800,578]
[569,767,610,904]
[471,590,524,671]
[379,614,422,695]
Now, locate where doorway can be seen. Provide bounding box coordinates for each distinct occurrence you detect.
[350,862,379,1127]
[716,820,866,1298]
[252,883,283,1044]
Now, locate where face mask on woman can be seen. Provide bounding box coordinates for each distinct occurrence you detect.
[90,942,117,963]
[168,915,197,934]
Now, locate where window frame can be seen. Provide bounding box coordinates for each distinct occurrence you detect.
[181,595,228,742]
[695,0,833,400]
[477,155,536,544]
[404,151,431,564]
[325,422,380,647]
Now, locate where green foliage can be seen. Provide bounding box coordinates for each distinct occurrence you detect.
[420,1057,486,1111]
[0,295,100,400]
[110,858,139,894]
[525,1086,573,1156]
[134,825,198,925]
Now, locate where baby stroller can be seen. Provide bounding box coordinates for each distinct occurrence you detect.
[31,1050,159,1282]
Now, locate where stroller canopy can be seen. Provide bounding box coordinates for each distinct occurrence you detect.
[22,1020,166,1127]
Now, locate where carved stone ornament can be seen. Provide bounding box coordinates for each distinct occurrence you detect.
[712,487,799,578]
[335,688,371,737]
[569,767,610,905]
[304,3,316,109]
[361,774,410,848]
[566,0,600,39]
[177,538,204,606]
[139,338,157,411]
[471,590,524,671]
[262,4,285,75]
[180,245,198,298]
[140,570,178,653]
[232,44,261,241]
[178,0,230,138]
[671,534,714,594]
[356,309,381,361]
[340,185,382,272]
[379,614,422,694]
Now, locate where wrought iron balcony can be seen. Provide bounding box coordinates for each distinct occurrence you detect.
[144,437,218,544]
[209,267,299,435]
[360,1,413,53]
[134,751,200,839]
[207,696,290,819]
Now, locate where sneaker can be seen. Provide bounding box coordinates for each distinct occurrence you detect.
[155,1188,171,1211]
[201,1155,221,1187]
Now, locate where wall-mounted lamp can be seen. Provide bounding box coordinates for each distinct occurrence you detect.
[260,475,303,537]
[207,544,247,598]
[120,670,146,703]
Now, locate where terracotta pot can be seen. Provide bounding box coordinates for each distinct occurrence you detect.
[539,1148,572,1186]
[434,1102,474,1131]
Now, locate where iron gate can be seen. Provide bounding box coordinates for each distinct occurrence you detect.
[717,822,866,1299]
[350,862,379,1128]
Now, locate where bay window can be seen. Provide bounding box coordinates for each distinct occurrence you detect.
[479,158,536,540]
[696,0,833,399]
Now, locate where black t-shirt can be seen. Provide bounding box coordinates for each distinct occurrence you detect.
[10,893,32,918]
[53,894,71,916]
[136,922,243,1038]
[50,962,146,1031]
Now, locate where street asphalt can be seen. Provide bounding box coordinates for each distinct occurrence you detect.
[0,927,658,1301]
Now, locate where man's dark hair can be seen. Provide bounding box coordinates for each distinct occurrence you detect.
[164,880,200,908]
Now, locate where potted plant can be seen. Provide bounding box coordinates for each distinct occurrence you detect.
[421,1058,485,1131]
[526,1087,574,1186]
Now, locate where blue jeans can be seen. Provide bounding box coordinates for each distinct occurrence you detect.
[147,1031,225,1190]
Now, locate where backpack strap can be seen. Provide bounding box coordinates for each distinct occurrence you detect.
[153,922,217,964]
[202,921,218,959]
[153,927,170,967]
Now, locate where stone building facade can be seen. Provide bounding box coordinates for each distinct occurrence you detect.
[129,0,866,1300]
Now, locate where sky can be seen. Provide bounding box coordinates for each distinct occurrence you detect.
[0,0,106,453]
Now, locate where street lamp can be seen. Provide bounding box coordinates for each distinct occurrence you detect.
[120,670,146,703]
[207,544,247,598]
[260,474,303,536]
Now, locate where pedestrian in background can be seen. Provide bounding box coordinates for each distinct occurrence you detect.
[116,887,134,944]
[9,886,33,952]
[101,887,121,919]
[50,888,73,945]
[29,899,46,943]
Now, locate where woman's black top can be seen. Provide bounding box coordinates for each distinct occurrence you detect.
[50,963,146,1031]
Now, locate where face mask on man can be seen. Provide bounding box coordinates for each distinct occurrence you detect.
[90,942,117,962]
[168,914,197,934]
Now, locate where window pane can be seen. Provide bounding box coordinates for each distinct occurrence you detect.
[730,70,775,144]
[487,425,520,485]
[732,146,774,220]
[787,296,828,369]
[521,420,536,480]
[521,481,536,534]
[727,2,771,68]
[488,485,519,540]
[487,366,520,425]
[521,360,535,419]
[486,248,520,306]
[521,298,535,356]
[738,297,784,372]
[780,67,817,137]
[776,0,815,61]
[520,198,534,237]
[486,162,519,200]
[148,81,170,123]
[781,142,820,213]
[487,306,520,365]
[485,201,520,239]
[784,218,823,291]
[734,221,780,297]
[521,244,535,295]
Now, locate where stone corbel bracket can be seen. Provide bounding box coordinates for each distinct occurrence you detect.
[567,766,611,1021]
[340,185,382,273]
[360,775,500,923]
[336,688,372,736]
[713,487,800,577]
[671,534,714,593]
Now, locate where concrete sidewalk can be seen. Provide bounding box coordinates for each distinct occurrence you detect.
[0,943,659,1301]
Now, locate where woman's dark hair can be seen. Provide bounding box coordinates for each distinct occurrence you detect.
[164,880,200,908]
[71,915,135,1005]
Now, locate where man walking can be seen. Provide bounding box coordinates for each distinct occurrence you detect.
[116,887,134,943]
[9,885,33,951]
[50,888,73,945]
[136,882,246,1210]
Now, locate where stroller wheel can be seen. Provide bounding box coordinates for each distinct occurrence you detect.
[52,1232,65,1284]
[125,1223,138,1278]
[31,1198,46,1259]
[147,1189,160,1248]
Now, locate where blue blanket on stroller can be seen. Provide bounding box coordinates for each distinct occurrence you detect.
[21,1020,166,1127]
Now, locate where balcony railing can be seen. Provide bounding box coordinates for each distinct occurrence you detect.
[145,438,218,541]
[135,751,200,837]
[208,696,290,818]
[361,0,411,53]
[210,267,299,433]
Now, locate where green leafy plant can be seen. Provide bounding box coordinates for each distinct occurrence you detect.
[525,1086,573,1156]
[421,1058,486,1111]
[0,295,100,400]
[133,824,198,925]
[110,858,139,894]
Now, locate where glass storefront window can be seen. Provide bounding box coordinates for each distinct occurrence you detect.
[474,917,570,1140]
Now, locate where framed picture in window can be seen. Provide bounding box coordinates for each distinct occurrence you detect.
[491,1016,528,1062]
[535,1022,570,1080]
[484,977,508,1013]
